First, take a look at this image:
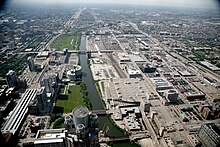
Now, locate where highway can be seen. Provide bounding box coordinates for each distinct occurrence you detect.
[45,8,83,51]
[64,8,83,29]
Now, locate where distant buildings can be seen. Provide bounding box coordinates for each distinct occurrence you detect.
[200,61,220,72]
[198,123,220,147]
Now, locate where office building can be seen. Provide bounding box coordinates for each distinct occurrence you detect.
[64,107,99,146]
[27,56,35,72]
[36,87,48,114]
[118,53,131,63]
[198,123,220,147]
[5,70,17,88]
[66,65,82,81]
[138,63,156,73]
[164,89,178,103]
[72,107,90,128]
[41,76,54,96]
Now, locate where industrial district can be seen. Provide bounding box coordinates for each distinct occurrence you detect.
[0,2,220,147]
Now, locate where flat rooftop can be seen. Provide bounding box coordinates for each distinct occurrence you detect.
[151,106,175,127]
[104,78,150,107]
[151,77,173,90]
[36,129,66,139]
[118,52,130,62]
[2,89,37,134]
[200,61,220,71]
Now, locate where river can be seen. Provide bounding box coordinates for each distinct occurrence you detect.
[79,34,104,110]
[79,34,139,146]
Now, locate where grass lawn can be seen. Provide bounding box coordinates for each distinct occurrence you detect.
[50,33,80,51]
[54,85,83,113]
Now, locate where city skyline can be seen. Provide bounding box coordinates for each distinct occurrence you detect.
[10,0,220,9]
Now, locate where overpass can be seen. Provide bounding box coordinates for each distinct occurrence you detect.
[99,131,150,143]
[129,131,150,141]
[99,136,130,143]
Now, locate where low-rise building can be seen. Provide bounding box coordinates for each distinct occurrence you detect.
[151,77,173,90]
[138,63,156,73]
[184,91,205,100]
[34,129,72,147]
[118,53,131,63]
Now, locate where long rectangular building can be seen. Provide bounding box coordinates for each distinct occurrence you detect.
[1,89,37,134]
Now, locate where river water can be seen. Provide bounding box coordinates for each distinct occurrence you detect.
[79,34,139,146]
[79,34,104,110]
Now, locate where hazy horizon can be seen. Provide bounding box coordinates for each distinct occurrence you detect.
[6,0,220,10]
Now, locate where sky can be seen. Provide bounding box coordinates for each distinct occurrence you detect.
[8,0,220,9]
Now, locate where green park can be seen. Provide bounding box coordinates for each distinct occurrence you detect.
[50,33,80,51]
[53,84,83,114]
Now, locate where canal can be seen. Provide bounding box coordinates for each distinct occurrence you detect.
[79,34,139,146]
[79,34,104,110]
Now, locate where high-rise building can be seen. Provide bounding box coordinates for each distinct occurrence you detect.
[198,123,220,147]
[64,107,99,146]
[41,76,54,95]
[5,70,17,88]
[27,56,35,72]
[27,108,99,147]
[36,87,47,114]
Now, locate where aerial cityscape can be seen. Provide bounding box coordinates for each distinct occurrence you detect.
[0,0,220,147]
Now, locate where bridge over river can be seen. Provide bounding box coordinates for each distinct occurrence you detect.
[99,130,150,143]
[20,50,114,54]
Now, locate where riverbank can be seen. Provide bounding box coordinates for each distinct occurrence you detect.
[79,34,140,146]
